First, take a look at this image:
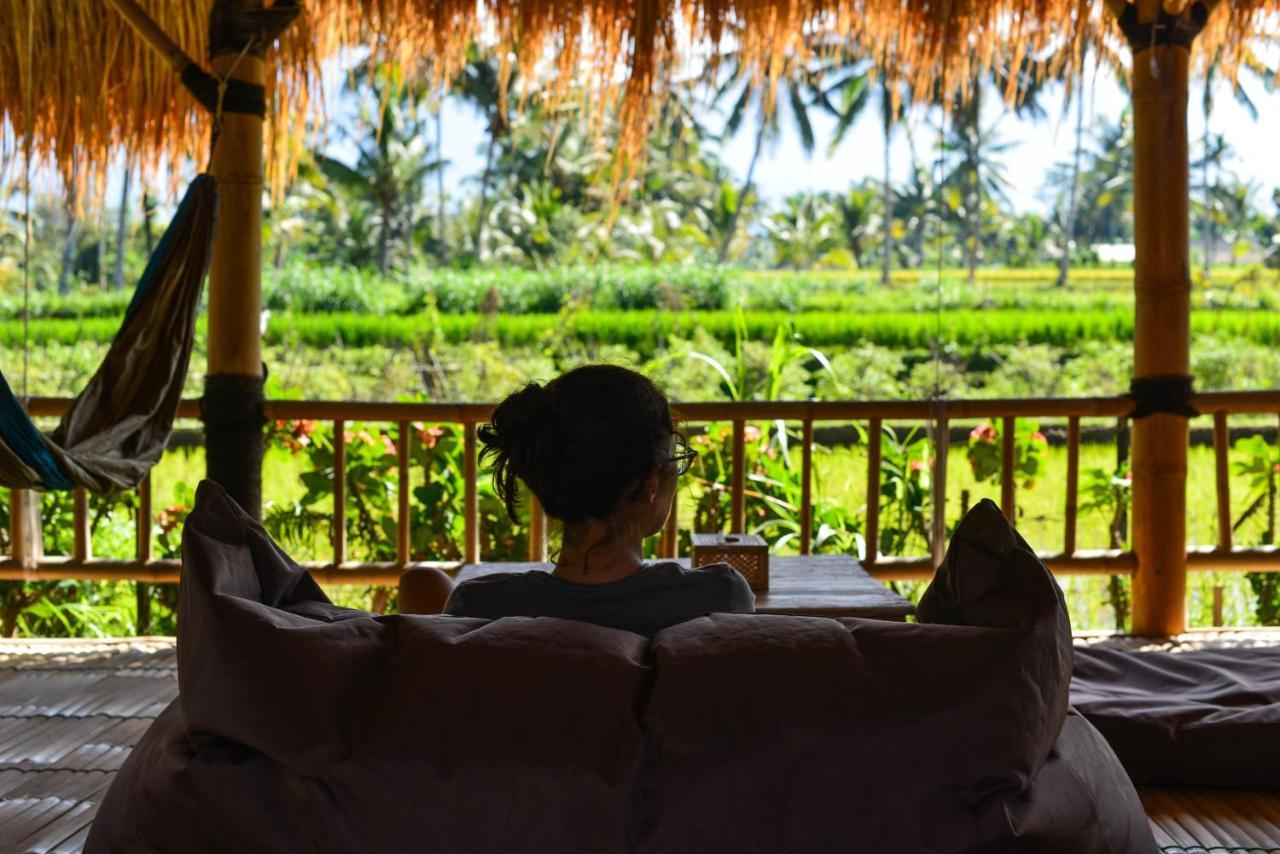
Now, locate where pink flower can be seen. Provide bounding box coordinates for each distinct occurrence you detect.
[381,434,397,456]
[909,459,928,474]
[416,424,447,449]
[969,423,998,443]
[1030,431,1047,445]
[744,425,762,442]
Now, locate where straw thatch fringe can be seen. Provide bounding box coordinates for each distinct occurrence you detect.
[1,0,1278,196]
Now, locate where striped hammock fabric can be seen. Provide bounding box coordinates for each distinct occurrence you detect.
[0,175,218,493]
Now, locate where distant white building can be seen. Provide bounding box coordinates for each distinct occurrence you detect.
[1092,243,1136,265]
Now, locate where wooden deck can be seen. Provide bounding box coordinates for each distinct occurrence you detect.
[0,635,1274,853]
[0,639,176,853]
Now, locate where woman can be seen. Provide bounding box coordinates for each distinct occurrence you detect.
[444,364,755,636]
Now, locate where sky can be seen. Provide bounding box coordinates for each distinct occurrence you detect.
[11,55,1280,220]
[421,64,1280,217]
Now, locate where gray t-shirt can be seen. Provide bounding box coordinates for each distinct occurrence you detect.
[443,561,755,637]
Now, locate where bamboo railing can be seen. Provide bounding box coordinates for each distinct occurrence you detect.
[5,391,1280,586]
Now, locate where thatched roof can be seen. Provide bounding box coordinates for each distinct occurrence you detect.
[0,0,1275,195]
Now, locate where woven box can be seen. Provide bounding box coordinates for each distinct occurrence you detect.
[691,533,769,592]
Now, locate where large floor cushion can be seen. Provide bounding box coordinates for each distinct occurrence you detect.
[1072,644,1280,790]
[86,485,1154,853]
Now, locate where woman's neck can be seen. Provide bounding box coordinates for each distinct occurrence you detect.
[554,520,644,584]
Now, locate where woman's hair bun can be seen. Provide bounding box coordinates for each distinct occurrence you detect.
[479,383,560,520]
[479,365,674,525]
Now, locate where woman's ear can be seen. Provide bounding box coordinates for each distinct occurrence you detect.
[643,466,661,503]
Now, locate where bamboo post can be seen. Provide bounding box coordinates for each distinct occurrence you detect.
[661,488,679,558]
[1213,411,1232,551]
[932,415,949,568]
[137,473,153,563]
[865,419,882,567]
[730,420,746,532]
[1127,0,1197,636]
[1001,416,1016,521]
[73,488,90,564]
[397,421,411,567]
[529,496,548,562]
[464,422,479,563]
[333,419,346,565]
[203,1,295,520]
[799,420,814,556]
[1064,417,1080,555]
[9,489,41,571]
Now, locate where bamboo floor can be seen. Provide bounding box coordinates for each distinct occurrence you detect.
[0,632,1274,853]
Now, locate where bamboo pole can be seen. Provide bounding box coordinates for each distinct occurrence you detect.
[204,1,274,519]
[1001,416,1016,521]
[730,419,746,532]
[137,474,153,563]
[333,419,346,565]
[464,422,479,563]
[73,489,90,564]
[1129,0,1194,636]
[1214,411,1232,551]
[799,420,813,556]
[662,487,679,558]
[865,419,882,567]
[1064,417,1080,555]
[529,497,548,562]
[931,416,949,568]
[397,421,411,566]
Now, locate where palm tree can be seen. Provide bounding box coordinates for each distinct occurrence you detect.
[1198,49,1275,278]
[452,47,512,262]
[938,58,1049,281]
[713,53,822,263]
[1192,132,1234,271]
[834,185,880,268]
[315,79,441,274]
[893,165,936,267]
[1054,41,1128,286]
[433,89,449,264]
[1217,178,1260,266]
[112,166,132,290]
[764,192,846,269]
[1076,112,1135,247]
[814,52,914,284]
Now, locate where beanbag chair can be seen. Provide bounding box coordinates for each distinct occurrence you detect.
[86,486,1153,853]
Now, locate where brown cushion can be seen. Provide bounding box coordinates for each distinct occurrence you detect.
[1073,644,1280,790]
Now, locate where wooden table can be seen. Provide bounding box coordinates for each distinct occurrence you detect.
[453,554,915,621]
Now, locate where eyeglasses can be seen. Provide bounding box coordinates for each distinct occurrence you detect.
[667,436,698,476]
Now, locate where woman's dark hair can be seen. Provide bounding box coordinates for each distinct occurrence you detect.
[479,365,676,524]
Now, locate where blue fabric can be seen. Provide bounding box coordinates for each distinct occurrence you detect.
[125,174,213,320]
[0,174,216,491]
[0,371,73,490]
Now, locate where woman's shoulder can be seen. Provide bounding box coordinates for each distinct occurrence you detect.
[444,570,550,614]
[646,561,755,612]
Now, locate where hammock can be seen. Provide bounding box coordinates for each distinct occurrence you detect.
[0,175,218,493]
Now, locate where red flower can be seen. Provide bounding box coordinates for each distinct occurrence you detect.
[969,422,998,443]
[157,505,188,536]
[1030,431,1047,445]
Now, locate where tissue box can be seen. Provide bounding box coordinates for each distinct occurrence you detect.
[691,533,768,592]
